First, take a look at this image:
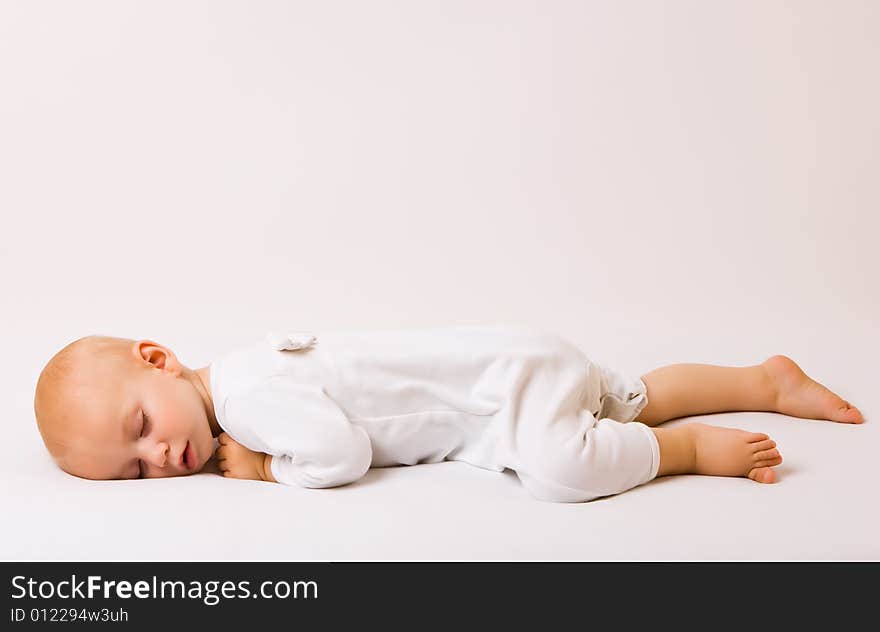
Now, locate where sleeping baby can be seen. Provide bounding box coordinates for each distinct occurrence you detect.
[33,325,864,502]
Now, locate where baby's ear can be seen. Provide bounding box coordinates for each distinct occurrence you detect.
[133,340,182,374]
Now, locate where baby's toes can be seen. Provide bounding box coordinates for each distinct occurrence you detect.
[834,402,865,424]
[751,438,776,452]
[748,467,776,483]
[754,455,783,469]
[754,446,780,462]
[752,443,782,468]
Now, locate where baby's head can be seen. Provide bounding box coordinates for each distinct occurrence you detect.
[34,335,217,480]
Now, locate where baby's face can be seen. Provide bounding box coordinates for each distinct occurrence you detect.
[60,342,216,480]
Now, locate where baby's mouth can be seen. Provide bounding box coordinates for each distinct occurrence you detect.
[185,441,198,470]
[181,441,191,470]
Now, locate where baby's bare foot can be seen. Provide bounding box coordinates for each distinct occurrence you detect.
[689,422,783,484]
[762,355,865,424]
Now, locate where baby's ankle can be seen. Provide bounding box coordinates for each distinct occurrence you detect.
[652,424,697,477]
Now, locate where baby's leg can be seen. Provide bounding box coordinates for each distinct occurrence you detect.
[635,355,864,485]
[634,355,864,426]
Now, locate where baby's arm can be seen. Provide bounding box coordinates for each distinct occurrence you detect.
[214,430,369,487]
[215,432,277,483]
[222,379,373,488]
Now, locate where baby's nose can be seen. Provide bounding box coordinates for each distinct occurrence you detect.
[150,442,170,467]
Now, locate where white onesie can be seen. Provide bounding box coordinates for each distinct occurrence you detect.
[209,324,660,503]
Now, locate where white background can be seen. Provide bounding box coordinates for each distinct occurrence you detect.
[1,1,877,559]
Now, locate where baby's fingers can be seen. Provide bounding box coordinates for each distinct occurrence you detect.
[217,432,230,445]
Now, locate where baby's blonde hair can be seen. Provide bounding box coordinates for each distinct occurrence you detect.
[34,335,135,463]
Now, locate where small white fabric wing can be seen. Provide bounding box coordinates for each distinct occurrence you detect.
[265,330,318,351]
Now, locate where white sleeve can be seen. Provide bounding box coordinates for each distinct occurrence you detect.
[225,376,372,489]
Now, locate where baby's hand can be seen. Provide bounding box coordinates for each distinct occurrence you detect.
[216,432,268,481]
